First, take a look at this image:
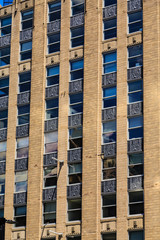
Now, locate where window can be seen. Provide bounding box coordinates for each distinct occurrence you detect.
[14,206,26,227]
[103,52,117,74]
[68,198,81,221]
[128,80,143,103]
[16,137,29,159]
[70,59,83,81]
[43,202,56,224]
[71,0,84,16]
[129,191,144,215]
[128,116,143,139]
[48,1,61,22]
[0,47,10,66]
[102,233,116,240]
[104,0,117,7]
[19,71,31,93]
[0,77,9,98]
[70,93,83,115]
[21,9,33,30]
[0,141,6,161]
[69,127,82,149]
[46,98,59,119]
[48,32,60,54]
[103,87,116,108]
[47,65,59,86]
[0,16,12,36]
[128,44,143,68]
[15,171,27,193]
[17,104,30,125]
[102,158,116,180]
[128,153,143,176]
[44,132,58,153]
[128,11,142,34]
[0,175,5,195]
[67,237,81,240]
[0,109,8,129]
[71,26,84,48]
[44,165,57,188]
[129,231,144,240]
[103,121,116,143]
[68,163,82,184]
[103,18,117,40]
[20,41,32,61]
[0,208,4,218]
[102,194,116,218]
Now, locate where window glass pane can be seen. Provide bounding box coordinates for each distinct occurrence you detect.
[19,82,31,92]
[129,154,143,165]
[71,27,84,38]
[15,181,27,192]
[103,87,116,98]
[48,33,60,44]
[46,99,58,109]
[103,194,116,206]
[46,109,58,119]
[128,45,143,58]
[71,36,84,48]
[0,184,5,194]
[69,127,82,138]
[15,171,27,182]
[19,72,31,83]
[17,147,29,158]
[18,115,29,125]
[44,202,56,212]
[71,60,83,71]
[0,110,8,119]
[104,62,117,74]
[103,206,116,218]
[70,103,83,114]
[104,0,117,6]
[0,47,10,57]
[21,51,32,61]
[45,132,58,143]
[49,1,61,12]
[103,97,116,108]
[129,116,143,128]
[15,216,26,227]
[17,137,29,148]
[15,206,26,216]
[104,28,117,40]
[0,142,7,152]
[71,69,83,81]
[0,175,5,184]
[69,138,82,149]
[45,142,58,153]
[129,165,143,176]
[69,163,82,173]
[21,41,32,51]
[22,20,33,30]
[68,199,81,209]
[129,128,143,139]
[45,177,57,187]
[0,119,7,129]
[70,93,83,104]
[44,166,57,177]
[47,75,59,86]
[72,4,84,15]
[22,10,33,20]
[129,11,142,23]
[0,87,9,97]
[104,52,116,63]
[103,168,116,179]
[129,56,143,68]
[0,209,4,218]
[0,151,6,161]
[0,77,9,88]
[47,66,59,76]
[129,92,143,103]
[103,121,116,133]
[48,43,60,54]
[1,17,11,27]
[129,21,143,33]
[128,81,143,92]
[18,105,30,115]
[103,132,116,143]
[129,231,144,240]
[129,191,143,203]
[72,0,84,6]
[104,19,116,30]
[103,158,116,168]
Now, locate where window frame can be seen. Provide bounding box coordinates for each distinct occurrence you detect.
[19,71,31,93]
[15,170,28,193]
[68,198,81,222]
[102,158,116,180]
[46,65,59,87]
[48,0,61,23]
[43,165,57,188]
[20,40,32,61]
[128,44,143,69]
[128,190,144,216]
[0,16,12,36]
[128,116,143,140]
[21,9,33,31]
[0,46,10,67]
[14,205,26,227]
[17,104,30,126]
[103,18,117,41]
[71,0,85,16]
[44,131,58,154]
[0,109,8,130]
[102,193,116,218]
[128,80,143,104]
[43,201,56,224]
[128,10,143,34]
[70,25,84,48]
[68,162,82,185]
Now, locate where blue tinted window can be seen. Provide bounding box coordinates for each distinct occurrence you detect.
[70,93,83,104]
[103,52,117,74]
[129,81,143,92]
[47,66,59,76]
[129,231,144,240]
[104,52,116,63]
[22,10,33,20]
[103,121,116,133]
[46,99,59,109]
[129,116,143,128]
[103,87,116,98]
[49,1,61,12]
[128,11,143,33]
[129,92,143,103]
[19,72,31,83]
[128,45,143,58]
[104,0,117,6]
[15,206,26,216]
[71,59,83,71]
[1,17,12,27]
[18,105,30,115]
[21,41,32,51]
[0,77,9,88]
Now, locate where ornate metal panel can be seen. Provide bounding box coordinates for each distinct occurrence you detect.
[43,187,57,202]
[67,184,82,198]
[15,158,28,172]
[16,124,29,138]
[0,96,8,110]
[43,152,58,167]
[128,66,142,81]
[69,80,83,94]
[128,138,143,153]
[0,162,5,175]
[68,114,82,128]
[47,20,61,34]
[70,13,84,28]
[101,180,116,194]
[68,148,82,163]
[20,29,32,42]
[0,195,4,207]
[17,92,30,106]
[103,4,117,20]
[102,143,116,158]
[14,192,27,206]
[0,128,7,142]
[102,107,116,122]
[128,102,143,117]
[128,176,143,190]
[45,86,59,99]
[0,34,11,48]
[128,0,142,13]
[102,73,117,87]
[45,118,58,132]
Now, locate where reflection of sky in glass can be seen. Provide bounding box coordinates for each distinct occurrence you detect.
[15,181,27,192]
[45,132,58,144]
[17,137,29,149]
[0,142,7,152]
[15,171,27,182]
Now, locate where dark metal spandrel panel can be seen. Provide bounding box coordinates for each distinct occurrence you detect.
[45,118,58,132]
[69,80,83,94]
[68,114,82,128]
[20,29,32,42]
[68,148,82,163]
[0,162,5,175]
[43,187,57,202]
[0,129,7,142]
[102,107,116,122]
[127,66,142,81]
[17,92,30,106]
[128,138,143,153]
[0,96,8,110]
[0,195,4,207]
[103,4,117,20]
[45,86,59,99]
[16,124,29,138]
[15,158,28,172]
[102,72,117,87]
[128,102,143,117]
[101,180,116,194]
[43,152,58,167]
[70,13,84,28]
[67,184,82,198]
[128,0,142,13]
[102,143,116,158]
[0,34,11,48]
[47,20,61,34]
[128,176,143,190]
[14,192,27,206]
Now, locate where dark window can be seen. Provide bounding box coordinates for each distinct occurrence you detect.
[0,208,4,218]
[128,80,143,103]
[128,44,143,68]
[102,233,116,240]
[47,65,59,86]
[129,153,143,176]
[68,163,82,184]
[69,127,82,149]
[0,47,10,66]
[0,141,6,161]
[129,191,144,215]
[71,0,84,16]
[49,0,61,22]
[71,26,84,48]
[43,202,56,224]
[128,11,143,34]
[0,174,5,194]
[104,0,117,7]
[103,158,116,180]
[44,165,57,187]
[14,206,26,227]
[102,194,116,218]
[68,198,81,221]
[48,32,60,54]
[17,104,30,125]
[128,116,143,139]
[19,71,31,93]
[20,41,32,61]
[0,16,12,36]
[0,109,8,129]
[21,9,33,30]
[103,87,116,108]
[129,231,144,240]
[104,18,117,40]
[46,98,59,119]
[70,59,83,81]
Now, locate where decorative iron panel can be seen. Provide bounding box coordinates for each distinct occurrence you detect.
[67,184,82,198]
[128,176,143,190]
[0,162,5,175]
[43,152,57,167]
[17,92,30,106]
[14,192,27,206]
[128,66,142,81]
[102,143,116,158]
[47,20,61,34]
[102,73,117,87]
[68,114,82,128]
[128,138,143,153]
[101,180,116,194]
[15,158,28,172]
[0,128,7,142]
[45,118,58,132]
[102,107,116,122]
[0,34,11,48]
[103,4,117,20]
[0,96,8,110]
[128,102,143,117]
[20,29,32,42]
[16,124,29,138]
[70,13,84,28]
[0,195,4,207]
[68,148,82,163]
[69,79,83,94]
[45,86,59,99]
[43,187,57,202]
[127,0,142,13]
